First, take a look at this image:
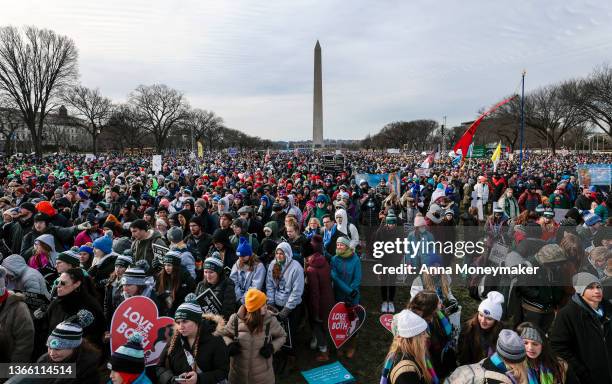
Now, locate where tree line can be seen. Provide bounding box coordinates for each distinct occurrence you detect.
[364,66,612,154]
[0,25,273,155]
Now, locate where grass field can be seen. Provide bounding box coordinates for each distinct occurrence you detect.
[278,284,480,383]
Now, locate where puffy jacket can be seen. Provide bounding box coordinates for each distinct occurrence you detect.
[265,243,304,310]
[36,343,101,384]
[131,230,167,267]
[195,275,237,321]
[157,314,229,384]
[222,306,286,384]
[550,293,612,384]
[0,292,34,362]
[1,254,50,299]
[330,251,362,305]
[170,245,196,280]
[230,260,266,304]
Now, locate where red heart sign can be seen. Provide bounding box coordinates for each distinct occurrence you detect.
[379,314,393,334]
[110,296,175,366]
[328,302,366,349]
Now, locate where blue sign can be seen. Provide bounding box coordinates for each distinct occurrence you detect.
[354,172,401,195]
[301,361,355,384]
[576,164,612,186]
[228,147,238,157]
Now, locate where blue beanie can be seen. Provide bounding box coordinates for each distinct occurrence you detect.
[584,213,602,227]
[93,235,113,255]
[78,245,94,256]
[236,236,252,257]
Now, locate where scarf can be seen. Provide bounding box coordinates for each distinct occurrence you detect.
[426,356,439,384]
[527,363,554,384]
[116,372,140,384]
[323,225,336,248]
[490,353,522,384]
[336,247,353,258]
[379,353,438,384]
[436,310,452,337]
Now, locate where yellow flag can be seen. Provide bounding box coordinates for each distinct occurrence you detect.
[491,142,501,171]
[197,141,203,158]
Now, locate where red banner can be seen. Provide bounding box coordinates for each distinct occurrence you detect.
[327,302,366,349]
[110,296,175,366]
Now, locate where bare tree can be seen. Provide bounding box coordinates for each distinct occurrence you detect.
[182,108,224,150]
[105,104,145,150]
[128,84,189,152]
[62,85,112,154]
[0,26,78,156]
[575,65,612,139]
[0,101,21,156]
[45,120,70,152]
[522,81,587,154]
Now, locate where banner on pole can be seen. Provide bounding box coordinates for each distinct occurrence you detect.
[576,164,612,186]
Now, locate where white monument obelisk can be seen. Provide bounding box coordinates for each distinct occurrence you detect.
[313,40,323,147]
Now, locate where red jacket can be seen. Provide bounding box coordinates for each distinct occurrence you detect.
[305,252,334,324]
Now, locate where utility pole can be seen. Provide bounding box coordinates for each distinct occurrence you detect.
[519,70,526,177]
[441,116,447,152]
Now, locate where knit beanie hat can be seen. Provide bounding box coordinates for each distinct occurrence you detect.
[121,263,149,286]
[195,199,207,209]
[478,291,504,321]
[174,293,203,323]
[113,237,132,255]
[395,309,428,338]
[163,250,182,266]
[572,272,600,296]
[535,244,567,264]
[584,213,602,227]
[245,288,267,313]
[93,235,113,255]
[115,254,133,268]
[496,329,526,363]
[336,236,352,249]
[236,236,252,257]
[520,327,543,344]
[109,332,145,374]
[57,251,81,267]
[0,266,6,296]
[47,310,94,350]
[167,226,183,244]
[78,244,94,257]
[386,209,397,224]
[204,253,224,274]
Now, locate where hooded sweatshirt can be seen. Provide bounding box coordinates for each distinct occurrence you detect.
[265,242,304,310]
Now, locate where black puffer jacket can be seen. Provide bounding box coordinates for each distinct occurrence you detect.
[35,343,101,384]
[550,293,612,384]
[156,314,229,384]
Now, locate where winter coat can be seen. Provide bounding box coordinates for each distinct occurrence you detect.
[330,251,362,305]
[88,252,118,298]
[103,278,122,328]
[106,372,152,384]
[387,356,425,384]
[73,228,105,248]
[184,232,212,262]
[266,256,304,310]
[131,230,167,267]
[155,268,196,317]
[157,314,229,384]
[20,226,78,261]
[230,260,266,304]
[34,343,101,384]
[550,293,612,384]
[195,274,237,321]
[170,245,196,280]
[41,288,105,348]
[222,306,286,384]
[1,254,50,299]
[285,234,308,266]
[305,252,334,323]
[0,292,34,363]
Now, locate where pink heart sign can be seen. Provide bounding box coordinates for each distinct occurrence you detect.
[110,296,175,366]
[328,302,366,349]
[379,314,393,334]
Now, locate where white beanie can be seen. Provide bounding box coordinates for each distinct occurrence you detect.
[394,309,428,338]
[478,291,504,321]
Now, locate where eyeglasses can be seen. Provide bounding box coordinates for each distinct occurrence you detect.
[58,280,71,286]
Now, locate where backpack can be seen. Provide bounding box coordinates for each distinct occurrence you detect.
[443,361,512,384]
[389,359,421,383]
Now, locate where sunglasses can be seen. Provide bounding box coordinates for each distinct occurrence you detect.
[58,280,71,286]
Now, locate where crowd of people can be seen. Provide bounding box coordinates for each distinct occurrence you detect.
[0,149,609,384]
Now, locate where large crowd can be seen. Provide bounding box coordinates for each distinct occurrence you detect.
[0,149,610,384]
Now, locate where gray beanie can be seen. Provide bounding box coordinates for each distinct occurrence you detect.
[167,226,183,243]
[520,327,543,344]
[573,272,600,296]
[496,329,526,363]
[113,237,132,255]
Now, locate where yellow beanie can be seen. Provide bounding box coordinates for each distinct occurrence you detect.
[244,288,267,313]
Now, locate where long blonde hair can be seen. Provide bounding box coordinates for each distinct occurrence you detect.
[385,332,432,383]
[504,360,529,384]
[421,272,451,301]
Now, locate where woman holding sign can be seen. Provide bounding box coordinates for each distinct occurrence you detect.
[195,254,237,321]
[222,288,286,384]
[156,294,229,384]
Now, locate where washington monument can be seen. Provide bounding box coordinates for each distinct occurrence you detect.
[313,40,323,147]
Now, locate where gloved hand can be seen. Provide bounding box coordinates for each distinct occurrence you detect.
[278,306,291,320]
[259,342,274,358]
[77,222,91,231]
[227,341,241,356]
[349,290,358,301]
[33,307,45,320]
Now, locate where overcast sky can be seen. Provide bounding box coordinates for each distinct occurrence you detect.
[2,0,611,140]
